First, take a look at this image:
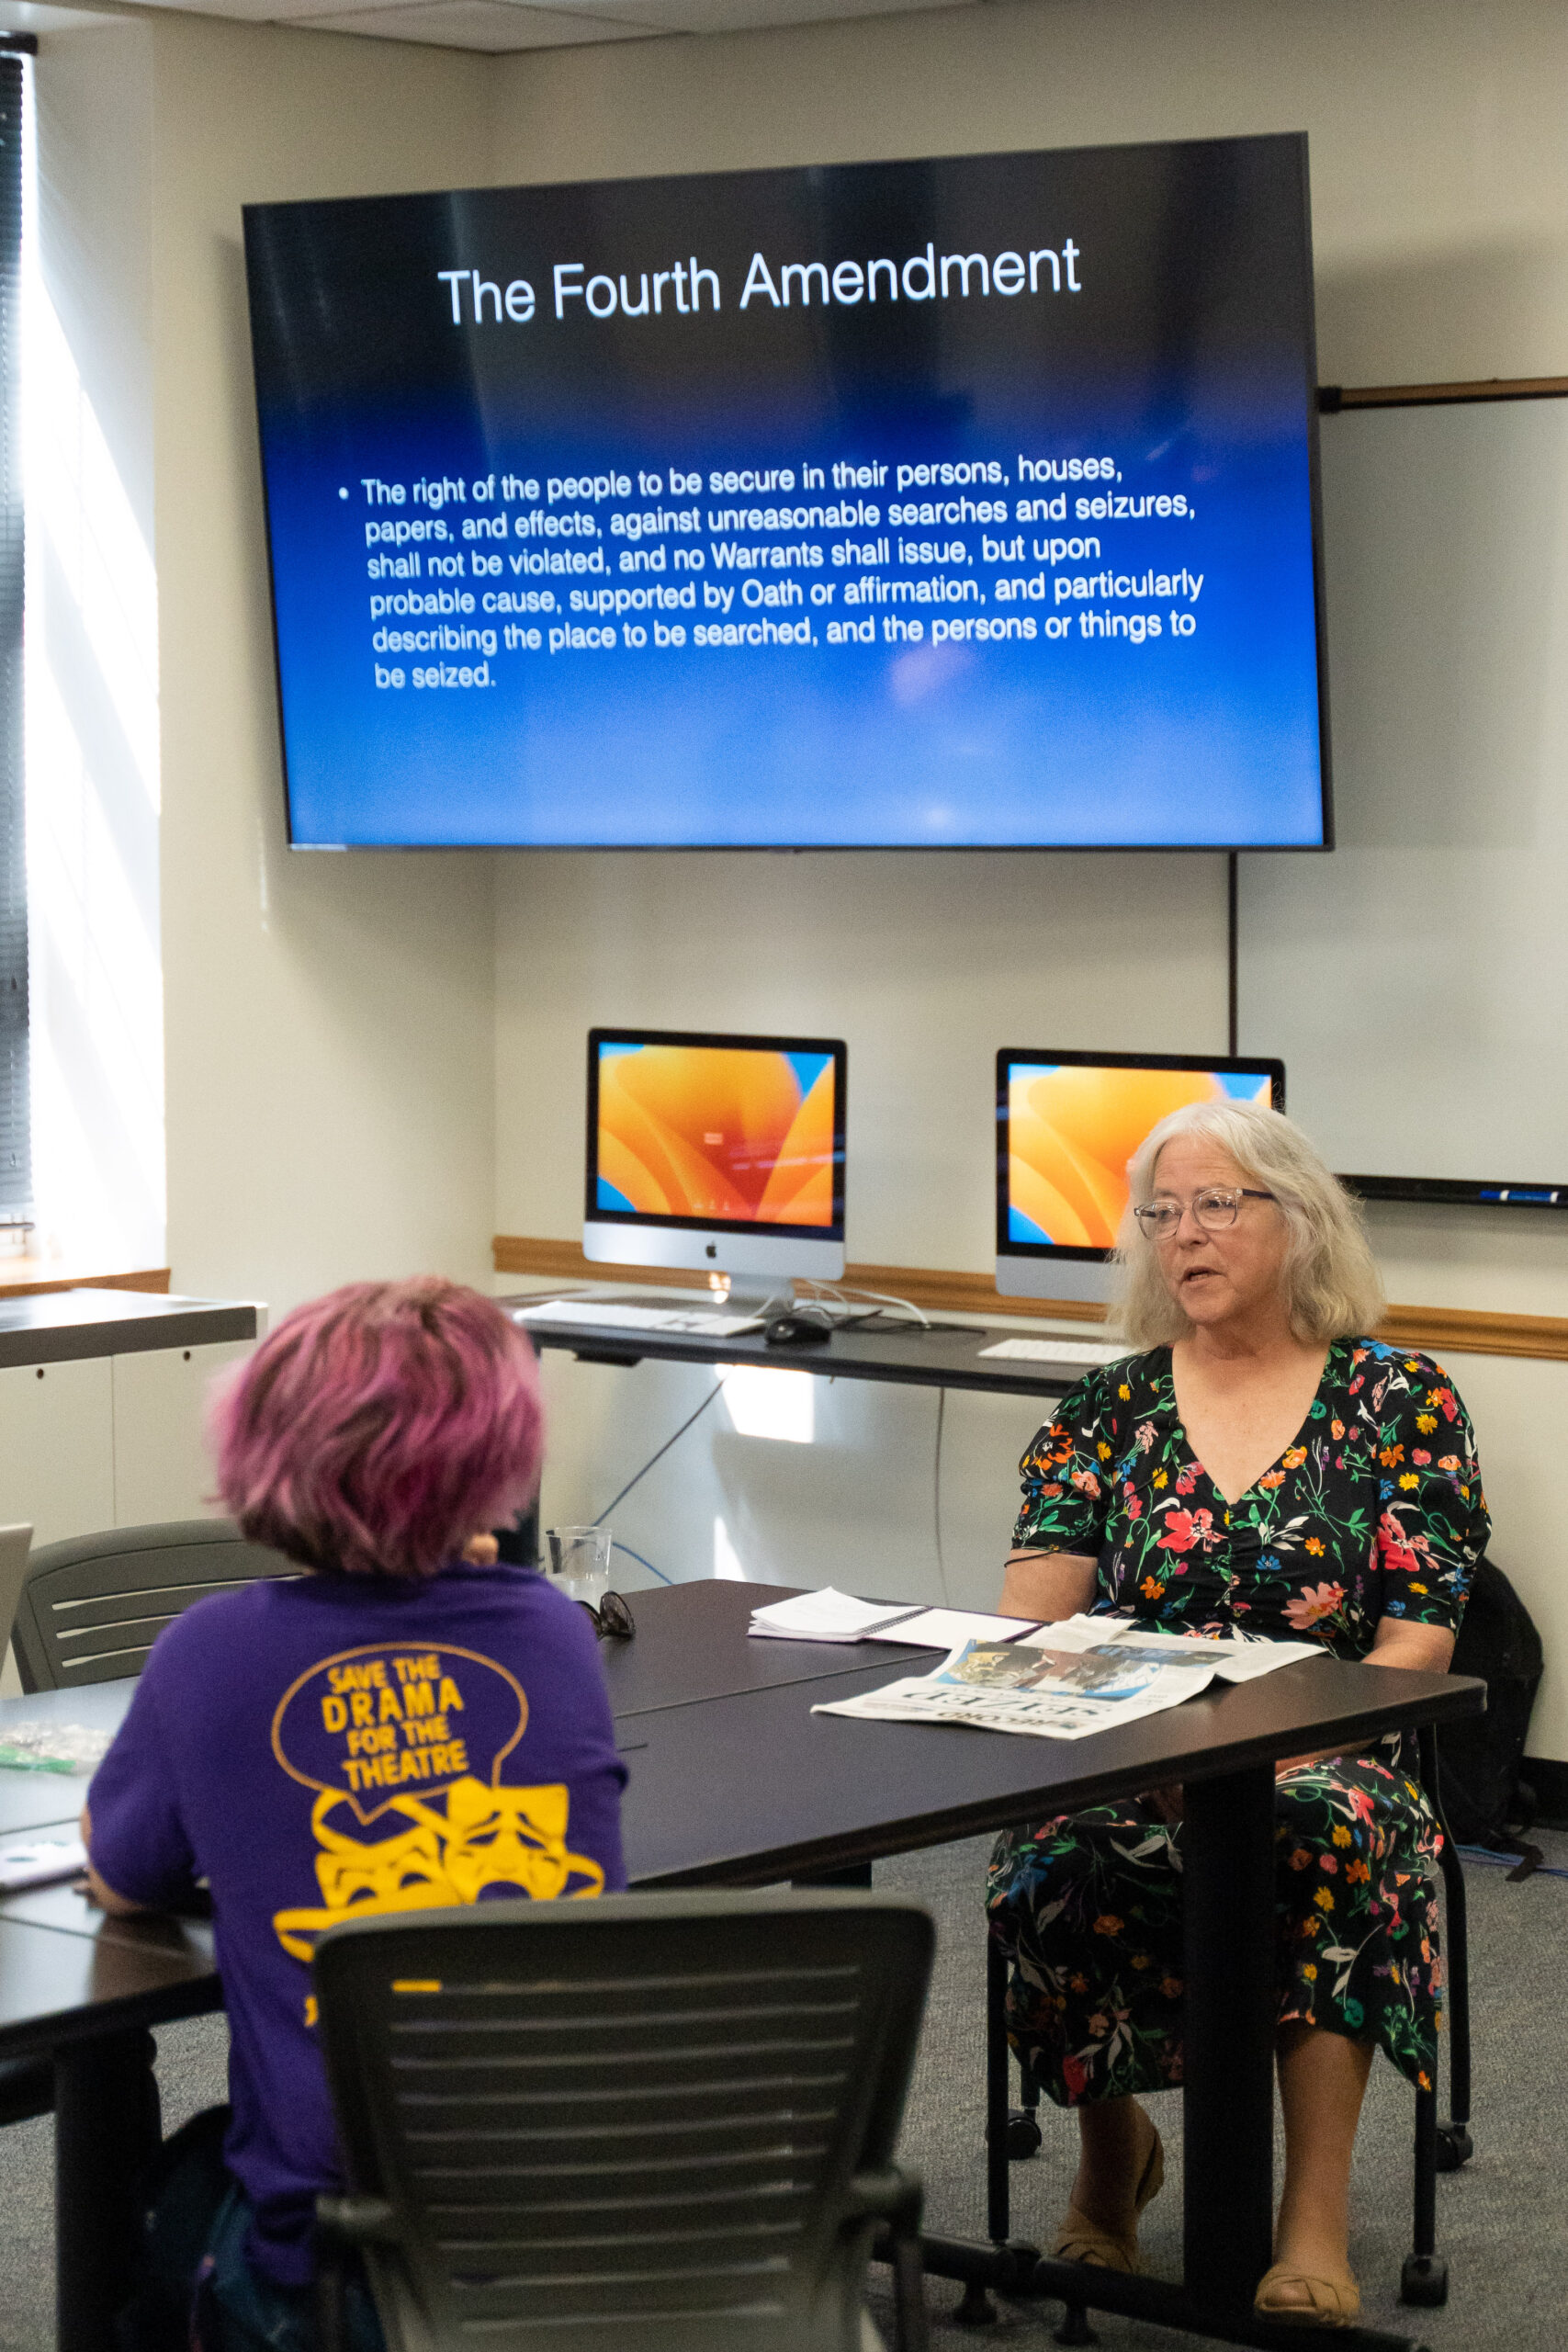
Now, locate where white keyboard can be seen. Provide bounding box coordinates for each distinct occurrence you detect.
[513,1298,766,1338]
[978,1337,1124,1364]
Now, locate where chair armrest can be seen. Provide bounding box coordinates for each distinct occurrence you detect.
[847,2166,928,2352]
[844,2164,923,2233]
[316,2192,400,2246]
[315,2195,399,2352]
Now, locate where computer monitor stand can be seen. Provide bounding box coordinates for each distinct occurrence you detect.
[994,1254,1114,1306]
[709,1274,795,1317]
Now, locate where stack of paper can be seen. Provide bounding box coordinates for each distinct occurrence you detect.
[748,1589,1041,1647]
[749,1589,931,1643]
[0,1836,87,1893]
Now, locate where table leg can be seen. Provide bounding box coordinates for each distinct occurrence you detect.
[55,2027,161,2352]
[1182,1761,1278,2308]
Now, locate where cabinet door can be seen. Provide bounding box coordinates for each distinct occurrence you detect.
[112,1340,256,1529]
[0,1356,115,1546]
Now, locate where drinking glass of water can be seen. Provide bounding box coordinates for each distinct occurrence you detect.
[544,1525,613,1607]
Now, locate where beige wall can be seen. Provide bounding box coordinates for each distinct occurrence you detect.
[147,14,501,1317]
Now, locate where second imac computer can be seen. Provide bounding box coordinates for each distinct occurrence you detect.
[584,1028,847,1305]
[997,1048,1286,1306]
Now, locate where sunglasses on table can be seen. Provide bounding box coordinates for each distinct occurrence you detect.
[1132,1186,1277,1238]
[580,1589,636,1640]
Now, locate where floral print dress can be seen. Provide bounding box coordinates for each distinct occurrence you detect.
[986,1339,1489,2102]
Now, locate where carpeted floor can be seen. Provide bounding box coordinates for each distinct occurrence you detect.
[864,1830,1568,2350]
[0,1837,1562,2349]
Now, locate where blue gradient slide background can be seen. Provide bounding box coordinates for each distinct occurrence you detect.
[244,137,1328,849]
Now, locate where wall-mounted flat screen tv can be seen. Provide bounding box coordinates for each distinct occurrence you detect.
[243,133,1329,851]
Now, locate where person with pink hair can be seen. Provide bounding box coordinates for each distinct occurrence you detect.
[84,1277,626,2352]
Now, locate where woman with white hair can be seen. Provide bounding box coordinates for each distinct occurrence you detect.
[987,1100,1488,2328]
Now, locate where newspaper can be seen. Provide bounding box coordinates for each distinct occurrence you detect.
[810,1614,1322,1741]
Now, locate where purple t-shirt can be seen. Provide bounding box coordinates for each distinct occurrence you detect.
[87,1563,627,2286]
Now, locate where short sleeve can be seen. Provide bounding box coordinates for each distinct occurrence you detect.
[1372,1354,1490,1634]
[1013,1369,1118,1555]
[85,1653,199,1908]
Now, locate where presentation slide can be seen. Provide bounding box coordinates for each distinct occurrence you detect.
[244,135,1327,849]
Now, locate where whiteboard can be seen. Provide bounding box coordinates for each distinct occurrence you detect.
[1238,397,1568,1187]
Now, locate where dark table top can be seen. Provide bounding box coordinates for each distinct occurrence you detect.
[0,1683,145,1836]
[502,1289,1102,1399]
[599,1577,932,1716]
[0,1582,1484,2047]
[0,1910,220,2060]
[617,1645,1485,1887]
[0,1288,259,1367]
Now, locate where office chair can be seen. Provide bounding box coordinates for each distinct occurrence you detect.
[11,1518,296,1691]
[0,1521,291,2127]
[312,1889,935,2352]
[978,1724,1473,2324]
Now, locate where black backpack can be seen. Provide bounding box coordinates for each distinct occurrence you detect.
[1435,1554,1544,1861]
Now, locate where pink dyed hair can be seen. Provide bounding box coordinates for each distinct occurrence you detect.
[211,1278,545,1580]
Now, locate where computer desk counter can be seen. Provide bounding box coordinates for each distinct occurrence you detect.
[503,1287,1099,1398]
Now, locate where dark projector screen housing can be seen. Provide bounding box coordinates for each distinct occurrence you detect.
[243,134,1330,851]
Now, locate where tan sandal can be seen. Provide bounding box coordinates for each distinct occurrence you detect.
[1253,2264,1361,2326]
[1054,2114,1165,2274]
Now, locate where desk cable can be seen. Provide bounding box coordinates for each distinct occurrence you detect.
[591,1375,728,1531]
[933,1386,951,1606]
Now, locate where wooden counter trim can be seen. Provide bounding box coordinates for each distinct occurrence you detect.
[0,1263,172,1301]
[492,1236,1568,1364]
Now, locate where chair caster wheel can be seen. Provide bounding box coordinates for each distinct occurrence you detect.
[1004,2108,1043,2160]
[953,2278,998,2325]
[1435,2122,1473,2172]
[1054,2304,1099,2346]
[1401,2254,1450,2307]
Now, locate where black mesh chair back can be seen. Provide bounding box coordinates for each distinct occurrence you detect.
[313,1889,934,2352]
[12,1519,297,1690]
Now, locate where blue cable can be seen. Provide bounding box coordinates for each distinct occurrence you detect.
[1456,1843,1568,1880]
[612,1541,672,1587]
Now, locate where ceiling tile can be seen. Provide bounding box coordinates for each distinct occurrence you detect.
[574,0,967,26]
[288,0,653,43]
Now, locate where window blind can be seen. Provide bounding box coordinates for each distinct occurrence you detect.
[0,53,28,1216]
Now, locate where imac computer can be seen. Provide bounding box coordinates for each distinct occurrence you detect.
[584,1028,847,1304]
[997,1049,1286,1306]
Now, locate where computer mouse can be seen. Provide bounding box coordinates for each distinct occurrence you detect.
[762,1312,833,1348]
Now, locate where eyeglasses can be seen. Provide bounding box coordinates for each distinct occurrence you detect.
[1133,1187,1276,1239]
[580,1589,636,1641]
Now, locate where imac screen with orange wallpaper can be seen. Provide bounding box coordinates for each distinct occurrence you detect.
[584,1029,847,1287]
[997,1048,1284,1305]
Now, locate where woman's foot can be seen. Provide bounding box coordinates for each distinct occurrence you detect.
[1254,2259,1360,2326]
[1264,2025,1372,2324]
[1055,2101,1164,2273]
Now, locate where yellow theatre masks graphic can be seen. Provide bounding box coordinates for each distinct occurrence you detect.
[269,1641,604,1961]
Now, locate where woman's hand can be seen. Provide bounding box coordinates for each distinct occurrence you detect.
[78,1803,145,1917]
[998,1548,1097,1623]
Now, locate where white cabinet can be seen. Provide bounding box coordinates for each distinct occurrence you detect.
[0,1355,115,1545]
[111,1340,256,1527]
[0,1336,258,1550]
